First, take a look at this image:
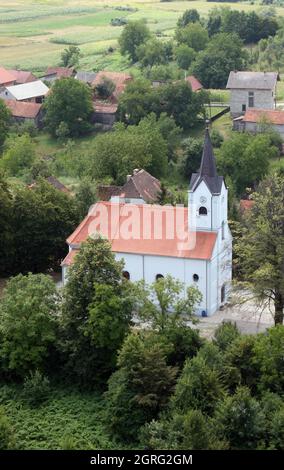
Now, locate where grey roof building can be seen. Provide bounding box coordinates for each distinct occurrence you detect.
[226,71,279,118]
[75,71,97,85]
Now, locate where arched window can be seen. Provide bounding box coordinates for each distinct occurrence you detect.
[199,206,207,216]
[221,284,226,303]
[193,274,199,282]
[156,274,164,281]
[122,270,130,280]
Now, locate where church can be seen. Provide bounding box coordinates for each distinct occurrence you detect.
[61,126,232,316]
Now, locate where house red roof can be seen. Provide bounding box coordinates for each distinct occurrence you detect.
[65,201,217,261]
[186,75,203,92]
[243,108,284,125]
[46,67,74,78]
[92,71,132,99]
[240,199,255,212]
[93,101,118,114]
[118,169,161,203]
[8,70,36,84]
[5,99,42,118]
[0,67,15,85]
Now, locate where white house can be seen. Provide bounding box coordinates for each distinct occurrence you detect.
[61,128,232,316]
[226,71,279,118]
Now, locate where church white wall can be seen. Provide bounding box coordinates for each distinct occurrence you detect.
[188,181,213,231]
[114,252,208,315]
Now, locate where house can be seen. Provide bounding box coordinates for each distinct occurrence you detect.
[110,169,161,204]
[240,199,254,214]
[41,67,75,83]
[233,108,284,139]
[28,176,70,193]
[92,71,132,127]
[75,71,97,85]
[0,80,49,103]
[97,170,161,204]
[8,69,37,85]
[0,67,16,91]
[5,100,43,127]
[185,75,203,92]
[226,71,279,118]
[61,127,232,316]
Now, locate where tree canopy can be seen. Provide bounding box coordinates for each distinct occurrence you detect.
[44,78,93,138]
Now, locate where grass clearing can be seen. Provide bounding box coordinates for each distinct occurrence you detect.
[1,1,284,72]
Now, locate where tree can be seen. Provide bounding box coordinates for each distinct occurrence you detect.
[9,179,79,275]
[0,273,58,377]
[89,119,168,183]
[173,354,226,416]
[136,275,202,331]
[235,174,284,324]
[60,237,132,384]
[157,81,207,130]
[118,79,206,130]
[213,321,240,352]
[0,134,36,176]
[217,133,277,196]
[44,78,93,137]
[175,23,209,52]
[192,33,248,88]
[119,20,151,63]
[136,38,168,68]
[253,326,284,393]
[177,9,200,28]
[214,386,265,449]
[175,44,196,70]
[180,137,203,178]
[104,332,177,442]
[0,99,11,149]
[94,77,115,99]
[141,410,228,450]
[75,177,97,219]
[0,174,13,277]
[60,45,80,67]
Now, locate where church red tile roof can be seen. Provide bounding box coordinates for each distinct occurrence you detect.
[64,201,217,262]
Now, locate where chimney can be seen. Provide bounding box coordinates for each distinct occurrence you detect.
[126,174,131,182]
[133,168,140,175]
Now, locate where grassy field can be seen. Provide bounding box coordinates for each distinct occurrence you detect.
[0,0,283,73]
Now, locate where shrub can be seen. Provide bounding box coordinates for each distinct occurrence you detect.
[22,370,51,407]
[0,406,14,449]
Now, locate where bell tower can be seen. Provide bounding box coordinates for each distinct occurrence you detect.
[188,122,228,236]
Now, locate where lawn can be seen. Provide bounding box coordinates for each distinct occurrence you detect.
[1,0,284,72]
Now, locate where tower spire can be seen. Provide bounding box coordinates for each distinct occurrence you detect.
[199,120,217,178]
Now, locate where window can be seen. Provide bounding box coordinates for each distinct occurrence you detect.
[222,221,225,240]
[193,274,199,282]
[156,274,164,281]
[122,270,130,280]
[221,284,226,303]
[242,104,246,112]
[248,91,254,108]
[199,206,207,216]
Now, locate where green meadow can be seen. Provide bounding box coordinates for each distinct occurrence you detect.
[0,0,282,73]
